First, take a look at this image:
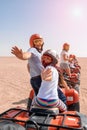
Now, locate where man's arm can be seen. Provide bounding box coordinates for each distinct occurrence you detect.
[11,46,32,60]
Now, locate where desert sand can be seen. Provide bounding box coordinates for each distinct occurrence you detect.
[0,57,87,115]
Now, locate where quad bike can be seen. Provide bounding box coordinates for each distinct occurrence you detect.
[0,59,82,129]
[27,83,80,112]
[0,73,84,129]
[61,72,80,112]
[0,107,87,130]
[63,61,81,92]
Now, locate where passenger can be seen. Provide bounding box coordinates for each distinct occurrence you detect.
[60,43,71,77]
[33,49,67,112]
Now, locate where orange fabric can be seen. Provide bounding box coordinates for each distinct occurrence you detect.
[64,89,79,105]
[29,34,43,47]
[49,111,81,130]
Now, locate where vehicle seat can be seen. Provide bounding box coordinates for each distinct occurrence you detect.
[30,107,59,116]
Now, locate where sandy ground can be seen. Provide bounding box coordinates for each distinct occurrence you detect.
[0,57,87,115]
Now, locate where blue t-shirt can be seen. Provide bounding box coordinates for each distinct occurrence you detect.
[27,48,44,77]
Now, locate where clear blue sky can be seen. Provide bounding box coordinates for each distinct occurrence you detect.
[0,0,87,57]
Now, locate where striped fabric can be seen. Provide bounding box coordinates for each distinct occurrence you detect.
[33,97,67,112]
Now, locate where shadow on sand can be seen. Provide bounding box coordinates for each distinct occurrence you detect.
[12,98,28,105]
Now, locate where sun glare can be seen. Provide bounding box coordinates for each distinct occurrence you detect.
[72,8,82,17]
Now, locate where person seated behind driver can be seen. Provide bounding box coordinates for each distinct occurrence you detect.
[60,43,71,77]
[33,49,67,112]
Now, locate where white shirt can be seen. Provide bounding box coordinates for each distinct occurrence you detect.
[60,50,69,63]
[37,66,59,100]
[27,48,44,77]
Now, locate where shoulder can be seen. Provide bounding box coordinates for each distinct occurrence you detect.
[27,48,40,56]
[62,50,68,55]
[27,47,36,52]
[61,50,65,55]
[46,66,57,72]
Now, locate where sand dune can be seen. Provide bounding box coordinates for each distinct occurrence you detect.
[0,57,87,115]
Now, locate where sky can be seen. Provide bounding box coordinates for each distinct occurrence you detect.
[0,0,87,57]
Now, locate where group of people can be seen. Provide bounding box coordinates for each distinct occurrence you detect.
[11,33,79,112]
